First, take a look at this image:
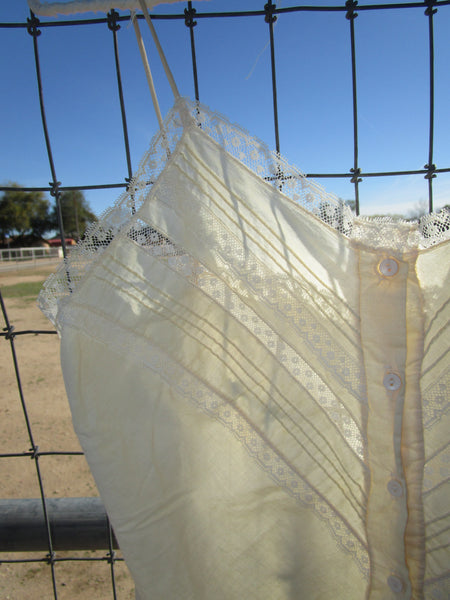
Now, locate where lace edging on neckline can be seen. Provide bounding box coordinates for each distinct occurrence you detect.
[38,97,450,326]
[186,98,449,251]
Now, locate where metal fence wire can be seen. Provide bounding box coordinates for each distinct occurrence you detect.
[1,1,450,598]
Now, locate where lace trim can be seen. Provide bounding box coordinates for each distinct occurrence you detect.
[134,150,367,402]
[120,217,368,466]
[162,252,367,463]
[60,304,370,579]
[351,213,450,253]
[38,97,450,325]
[423,571,450,600]
[422,366,450,429]
[191,100,450,249]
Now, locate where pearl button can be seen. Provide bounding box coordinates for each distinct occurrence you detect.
[383,372,402,391]
[379,258,399,277]
[387,575,404,593]
[387,479,403,497]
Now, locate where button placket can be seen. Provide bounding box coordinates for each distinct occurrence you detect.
[360,250,411,598]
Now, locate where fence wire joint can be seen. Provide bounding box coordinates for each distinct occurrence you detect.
[345,0,358,20]
[264,2,277,24]
[184,6,197,29]
[3,325,15,341]
[27,12,41,37]
[30,445,40,460]
[49,181,61,198]
[350,167,362,184]
[424,163,437,179]
[107,9,120,32]
[424,0,438,16]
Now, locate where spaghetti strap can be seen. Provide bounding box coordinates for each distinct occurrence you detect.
[132,12,164,131]
[137,0,180,99]
[132,0,180,133]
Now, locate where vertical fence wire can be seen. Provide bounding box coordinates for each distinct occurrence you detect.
[185,1,200,102]
[0,289,59,599]
[265,0,281,155]
[27,11,68,260]
[108,9,134,186]
[346,0,361,215]
[425,0,437,213]
[1,2,449,599]
[106,516,118,600]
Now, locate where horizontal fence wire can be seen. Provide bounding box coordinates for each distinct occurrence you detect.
[0,1,449,598]
[1,1,449,205]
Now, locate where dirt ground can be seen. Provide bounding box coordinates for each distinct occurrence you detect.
[0,264,135,599]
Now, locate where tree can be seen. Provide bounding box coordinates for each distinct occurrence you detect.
[52,190,97,241]
[0,185,52,244]
[344,199,356,213]
[407,199,428,221]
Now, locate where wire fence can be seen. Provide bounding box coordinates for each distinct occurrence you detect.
[1,1,449,598]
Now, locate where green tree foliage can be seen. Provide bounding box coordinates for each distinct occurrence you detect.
[52,190,97,241]
[0,185,52,244]
[0,185,97,245]
[344,199,356,213]
[407,199,428,221]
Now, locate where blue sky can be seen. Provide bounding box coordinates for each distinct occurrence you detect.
[1,0,449,218]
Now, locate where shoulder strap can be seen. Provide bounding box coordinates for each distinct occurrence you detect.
[133,0,180,132]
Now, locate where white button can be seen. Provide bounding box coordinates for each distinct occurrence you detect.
[387,479,403,497]
[379,258,399,277]
[383,372,402,391]
[387,575,404,593]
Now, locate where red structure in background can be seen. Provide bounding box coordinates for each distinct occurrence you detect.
[47,238,76,247]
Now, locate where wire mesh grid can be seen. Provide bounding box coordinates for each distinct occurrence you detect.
[1,1,449,598]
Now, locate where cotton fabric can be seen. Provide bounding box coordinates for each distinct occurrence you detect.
[40,98,450,600]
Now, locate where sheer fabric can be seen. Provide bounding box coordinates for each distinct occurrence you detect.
[40,98,450,600]
[28,0,210,16]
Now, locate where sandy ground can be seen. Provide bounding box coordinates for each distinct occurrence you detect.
[0,264,135,599]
